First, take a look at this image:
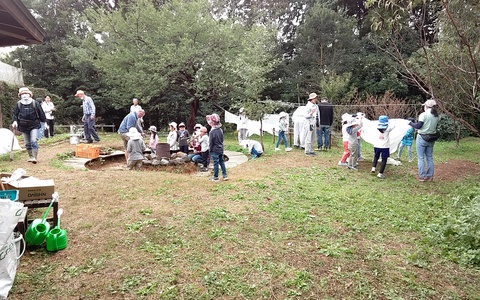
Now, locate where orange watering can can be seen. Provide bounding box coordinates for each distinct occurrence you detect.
[25,193,58,246]
[46,208,67,251]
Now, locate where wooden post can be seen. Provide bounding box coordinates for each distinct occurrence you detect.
[289,128,293,147]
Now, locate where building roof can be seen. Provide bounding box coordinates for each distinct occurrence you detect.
[0,0,46,47]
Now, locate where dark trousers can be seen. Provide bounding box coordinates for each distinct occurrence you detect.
[45,119,54,137]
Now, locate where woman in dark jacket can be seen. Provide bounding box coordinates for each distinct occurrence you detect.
[12,87,46,163]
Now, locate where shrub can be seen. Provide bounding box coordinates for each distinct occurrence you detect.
[427,188,480,267]
[436,114,470,141]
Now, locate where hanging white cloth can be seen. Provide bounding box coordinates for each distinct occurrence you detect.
[0,129,21,156]
[360,118,411,153]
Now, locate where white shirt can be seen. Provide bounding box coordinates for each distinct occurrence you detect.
[42,101,55,120]
[130,104,142,113]
[374,126,395,148]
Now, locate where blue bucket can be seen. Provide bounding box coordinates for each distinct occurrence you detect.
[0,190,19,201]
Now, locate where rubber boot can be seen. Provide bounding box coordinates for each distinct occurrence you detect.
[31,149,38,164]
[27,150,35,163]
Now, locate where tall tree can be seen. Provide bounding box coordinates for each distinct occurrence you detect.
[288,2,361,97]
[80,0,278,129]
[367,0,480,136]
[6,0,112,123]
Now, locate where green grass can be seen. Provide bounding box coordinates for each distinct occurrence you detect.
[5,132,480,299]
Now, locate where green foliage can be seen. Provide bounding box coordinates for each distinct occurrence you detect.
[0,82,18,127]
[427,187,480,266]
[291,2,361,95]
[81,0,278,128]
[367,0,480,135]
[436,114,471,141]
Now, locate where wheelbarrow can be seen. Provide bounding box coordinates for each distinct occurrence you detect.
[25,192,58,246]
[46,208,68,251]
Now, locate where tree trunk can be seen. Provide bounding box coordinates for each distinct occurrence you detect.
[188,97,200,131]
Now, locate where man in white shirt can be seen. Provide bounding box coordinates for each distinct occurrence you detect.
[130,98,144,131]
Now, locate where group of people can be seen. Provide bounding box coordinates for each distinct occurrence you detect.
[11,86,439,182]
[116,103,228,181]
[336,99,439,181]
[290,93,334,156]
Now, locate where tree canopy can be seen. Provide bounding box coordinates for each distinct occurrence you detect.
[1,0,479,136]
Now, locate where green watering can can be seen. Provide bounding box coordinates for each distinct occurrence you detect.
[25,193,58,246]
[46,208,68,251]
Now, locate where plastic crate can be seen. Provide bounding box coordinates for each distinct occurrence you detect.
[75,144,100,159]
[0,189,19,201]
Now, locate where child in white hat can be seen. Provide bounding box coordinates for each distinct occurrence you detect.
[148,125,158,156]
[275,112,292,152]
[127,128,146,170]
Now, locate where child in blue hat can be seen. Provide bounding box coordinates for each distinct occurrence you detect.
[371,115,395,179]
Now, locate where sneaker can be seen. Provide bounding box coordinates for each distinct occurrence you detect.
[370,167,376,173]
[275,148,280,151]
[417,177,426,182]
[223,176,229,181]
[425,177,434,182]
[208,177,219,182]
[306,152,317,156]
[251,155,257,160]
[408,160,413,163]
[200,167,209,172]
[94,139,100,143]
[294,145,299,149]
[357,157,364,162]
[348,166,359,171]
[377,173,386,179]
[338,161,348,166]
[285,147,292,152]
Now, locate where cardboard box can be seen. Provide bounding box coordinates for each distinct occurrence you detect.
[0,173,55,201]
[75,144,100,159]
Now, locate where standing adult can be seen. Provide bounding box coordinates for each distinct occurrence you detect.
[41,95,55,137]
[409,99,440,182]
[207,113,228,182]
[237,107,248,144]
[304,93,319,156]
[76,90,100,143]
[317,97,334,150]
[292,106,307,149]
[11,87,46,163]
[130,98,144,130]
[118,109,146,162]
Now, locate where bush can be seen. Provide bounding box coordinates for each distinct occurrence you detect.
[427,188,480,267]
[436,114,471,141]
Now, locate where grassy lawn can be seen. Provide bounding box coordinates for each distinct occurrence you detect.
[1,131,479,299]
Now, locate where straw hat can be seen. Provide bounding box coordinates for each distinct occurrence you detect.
[18,87,33,97]
[308,93,318,100]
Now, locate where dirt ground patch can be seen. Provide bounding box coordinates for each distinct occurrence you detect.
[433,159,480,181]
[6,137,480,299]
